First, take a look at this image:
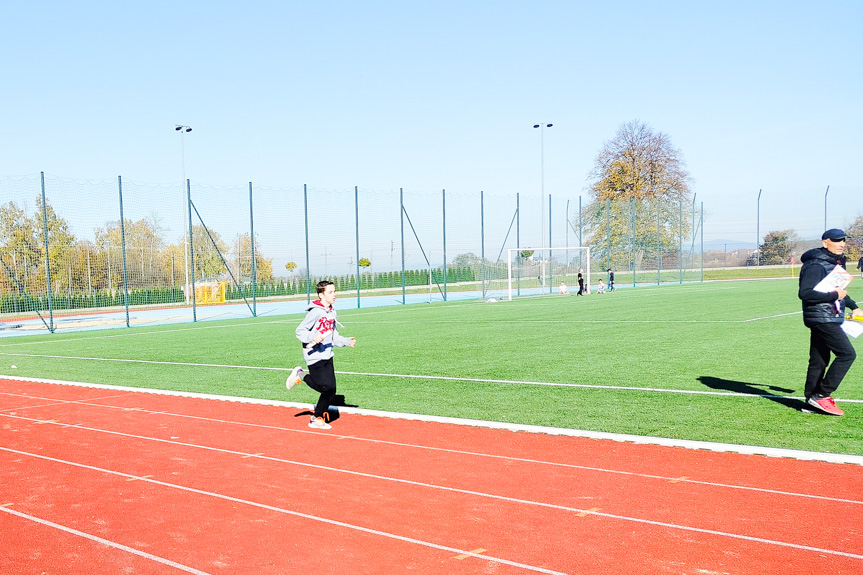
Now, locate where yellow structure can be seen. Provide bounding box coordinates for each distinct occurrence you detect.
[195,281,226,304]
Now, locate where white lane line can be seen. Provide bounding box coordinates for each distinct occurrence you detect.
[6,391,860,506]
[0,446,569,575]
[0,440,863,564]
[3,375,863,466]
[0,505,211,574]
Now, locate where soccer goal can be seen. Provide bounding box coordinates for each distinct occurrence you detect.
[507,247,591,300]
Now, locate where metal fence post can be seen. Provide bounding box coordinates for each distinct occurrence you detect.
[516,192,520,297]
[631,197,636,287]
[39,172,55,333]
[118,176,130,328]
[679,199,683,284]
[578,195,583,275]
[187,179,197,321]
[657,199,661,285]
[400,188,405,305]
[700,202,704,282]
[481,190,485,297]
[756,189,762,267]
[249,182,257,317]
[565,199,569,267]
[548,193,553,292]
[442,189,447,301]
[304,184,310,304]
[355,185,361,308]
[605,197,611,271]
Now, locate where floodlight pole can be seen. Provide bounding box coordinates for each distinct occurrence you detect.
[176,125,192,302]
[533,123,553,258]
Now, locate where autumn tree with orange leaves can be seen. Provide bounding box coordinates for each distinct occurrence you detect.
[584,120,694,270]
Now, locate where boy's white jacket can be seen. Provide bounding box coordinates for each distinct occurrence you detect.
[295,300,351,365]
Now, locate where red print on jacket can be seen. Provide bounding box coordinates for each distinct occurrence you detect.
[315,317,335,335]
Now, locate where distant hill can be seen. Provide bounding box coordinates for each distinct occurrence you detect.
[702,240,755,252]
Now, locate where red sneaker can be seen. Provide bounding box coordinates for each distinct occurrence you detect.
[807,396,844,416]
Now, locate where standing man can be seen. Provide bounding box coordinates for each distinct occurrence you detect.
[857,253,863,279]
[607,268,615,291]
[798,228,861,416]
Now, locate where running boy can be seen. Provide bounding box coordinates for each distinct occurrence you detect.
[286,280,356,429]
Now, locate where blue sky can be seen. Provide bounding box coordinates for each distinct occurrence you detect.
[2,0,861,247]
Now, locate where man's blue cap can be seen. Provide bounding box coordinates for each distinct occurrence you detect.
[822,228,849,240]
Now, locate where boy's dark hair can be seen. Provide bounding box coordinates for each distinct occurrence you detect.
[316,280,334,295]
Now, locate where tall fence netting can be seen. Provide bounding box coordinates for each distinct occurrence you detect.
[2,173,723,333]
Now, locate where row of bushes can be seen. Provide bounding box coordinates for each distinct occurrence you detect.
[0,267,479,314]
[0,287,186,314]
[228,267,478,300]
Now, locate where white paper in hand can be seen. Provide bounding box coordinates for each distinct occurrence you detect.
[841,320,863,338]
[814,265,852,293]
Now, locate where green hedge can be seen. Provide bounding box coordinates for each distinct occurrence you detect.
[227,266,476,301]
[0,287,184,314]
[0,267,477,314]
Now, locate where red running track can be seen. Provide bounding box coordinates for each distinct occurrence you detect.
[1,377,861,574]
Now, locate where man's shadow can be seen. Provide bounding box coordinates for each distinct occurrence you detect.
[294,394,358,423]
[697,376,807,411]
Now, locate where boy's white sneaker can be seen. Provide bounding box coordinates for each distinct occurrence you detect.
[286,366,305,390]
[308,417,331,430]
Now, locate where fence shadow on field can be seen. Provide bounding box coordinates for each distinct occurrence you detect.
[696,376,807,412]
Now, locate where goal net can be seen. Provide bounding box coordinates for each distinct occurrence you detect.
[506,247,591,300]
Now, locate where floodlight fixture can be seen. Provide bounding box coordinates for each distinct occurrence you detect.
[174,124,193,301]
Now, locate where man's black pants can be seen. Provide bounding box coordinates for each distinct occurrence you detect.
[805,322,857,398]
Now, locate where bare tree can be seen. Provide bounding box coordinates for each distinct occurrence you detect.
[845,214,863,262]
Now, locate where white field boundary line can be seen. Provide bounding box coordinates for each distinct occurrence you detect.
[1,354,859,405]
[0,306,801,350]
[0,318,293,348]
[336,370,863,402]
[3,374,863,467]
[0,505,211,575]
[0,444,568,575]
[331,313,801,324]
[3,424,862,563]
[4,387,861,506]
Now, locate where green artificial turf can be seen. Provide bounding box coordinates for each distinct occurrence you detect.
[1,278,861,455]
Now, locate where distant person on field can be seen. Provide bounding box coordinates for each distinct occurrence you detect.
[597,279,605,294]
[286,280,356,429]
[558,281,569,295]
[576,269,585,296]
[858,255,863,279]
[607,268,615,291]
[798,228,861,416]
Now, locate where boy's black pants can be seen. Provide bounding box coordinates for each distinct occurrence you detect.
[305,358,337,418]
